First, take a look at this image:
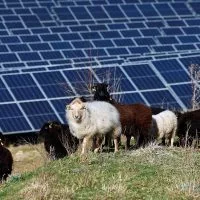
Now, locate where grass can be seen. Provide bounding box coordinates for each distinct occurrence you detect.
[0,144,199,200]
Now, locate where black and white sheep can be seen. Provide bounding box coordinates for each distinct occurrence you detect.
[65,97,121,154]
[38,121,80,159]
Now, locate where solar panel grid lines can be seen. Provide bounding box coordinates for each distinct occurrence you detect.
[118,65,150,106]
[148,61,187,110]
[0,0,200,133]
[0,75,35,131]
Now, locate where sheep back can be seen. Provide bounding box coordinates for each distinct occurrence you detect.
[152,110,177,140]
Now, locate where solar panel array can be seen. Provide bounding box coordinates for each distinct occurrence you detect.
[0,0,200,134]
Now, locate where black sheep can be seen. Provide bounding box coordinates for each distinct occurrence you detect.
[39,121,80,159]
[177,109,200,147]
[0,132,13,182]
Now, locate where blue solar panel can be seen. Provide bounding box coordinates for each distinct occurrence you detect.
[72,41,93,49]
[70,6,92,20]
[0,117,31,132]
[60,33,82,40]
[154,3,176,16]
[104,5,125,18]
[121,4,142,18]
[93,66,136,92]
[142,90,181,109]
[40,34,61,42]
[0,53,19,63]
[180,56,200,68]
[115,93,145,104]
[101,30,121,38]
[1,36,20,44]
[146,21,164,28]
[21,35,41,43]
[31,8,53,21]
[137,4,159,17]
[30,43,51,51]
[53,7,75,21]
[123,64,165,90]
[93,39,114,47]
[171,83,192,108]
[18,52,41,61]
[108,23,126,30]
[175,44,196,51]
[62,69,97,95]
[185,19,200,26]
[0,104,32,132]
[153,45,175,52]
[158,36,179,44]
[189,2,200,14]
[129,47,150,54]
[20,101,60,129]
[21,15,42,28]
[162,27,184,35]
[178,35,199,43]
[121,30,141,37]
[8,44,30,52]
[0,45,9,52]
[12,29,31,35]
[171,3,192,15]
[107,47,129,56]
[40,51,64,60]
[87,6,109,19]
[0,0,200,134]
[182,27,200,35]
[161,71,190,84]
[114,39,135,47]
[135,38,156,46]
[166,19,186,27]
[84,49,107,57]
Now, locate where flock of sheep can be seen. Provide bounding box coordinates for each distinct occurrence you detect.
[0,82,199,183]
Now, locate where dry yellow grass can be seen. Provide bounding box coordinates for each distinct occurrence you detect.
[8,143,48,174]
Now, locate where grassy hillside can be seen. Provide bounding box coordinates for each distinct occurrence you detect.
[0,145,199,200]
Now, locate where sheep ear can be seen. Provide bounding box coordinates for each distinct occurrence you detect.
[66,105,71,110]
[49,123,53,128]
[91,85,97,92]
[82,105,86,109]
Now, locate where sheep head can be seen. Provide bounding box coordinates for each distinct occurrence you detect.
[66,98,86,123]
[91,83,110,101]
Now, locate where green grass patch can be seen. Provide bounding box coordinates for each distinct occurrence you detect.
[0,147,199,200]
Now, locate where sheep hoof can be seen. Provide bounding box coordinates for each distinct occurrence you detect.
[94,148,100,153]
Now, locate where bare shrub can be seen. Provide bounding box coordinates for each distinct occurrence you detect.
[189,64,200,110]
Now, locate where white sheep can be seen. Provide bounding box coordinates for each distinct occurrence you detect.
[65,98,121,154]
[151,110,177,147]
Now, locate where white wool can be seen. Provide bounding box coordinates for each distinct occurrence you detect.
[66,100,121,139]
[151,110,177,146]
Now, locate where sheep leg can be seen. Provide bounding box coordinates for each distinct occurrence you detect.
[125,135,131,151]
[81,136,90,154]
[94,136,103,153]
[114,138,119,153]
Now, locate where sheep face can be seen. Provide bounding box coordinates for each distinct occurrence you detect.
[91,83,110,101]
[66,98,86,123]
